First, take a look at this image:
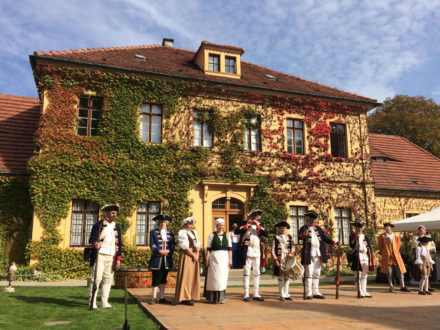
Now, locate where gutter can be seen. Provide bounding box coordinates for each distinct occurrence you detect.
[29,55,381,107]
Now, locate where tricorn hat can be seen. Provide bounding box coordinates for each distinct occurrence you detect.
[153,214,172,222]
[383,222,395,228]
[305,210,319,220]
[101,203,119,212]
[350,219,365,228]
[418,236,433,243]
[247,209,262,218]
[274,220,290,229]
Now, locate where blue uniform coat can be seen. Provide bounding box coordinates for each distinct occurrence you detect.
[89,219,122,269]
[349,233,374,271]
[298,225,334,265]
[235,221,269,267]
[148,228,175,270]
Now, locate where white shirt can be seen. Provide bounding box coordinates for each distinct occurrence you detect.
[245,225,262,258]
[160,228,168,242]
[356,234,369,262]
[229,230,240,244]
[178,229,201,250]
[385,232,394,243]
[207,232,233,248]
[310,227,321,257]
[415,245,435,265]
[99,221,116,256]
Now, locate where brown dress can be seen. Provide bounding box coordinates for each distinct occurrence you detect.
[174,230,200,302]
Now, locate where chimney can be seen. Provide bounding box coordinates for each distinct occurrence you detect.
[162,38,174,48]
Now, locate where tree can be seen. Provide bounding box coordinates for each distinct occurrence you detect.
[368,95,440,157]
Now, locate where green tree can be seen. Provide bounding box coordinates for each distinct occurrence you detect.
[368,95,440,157]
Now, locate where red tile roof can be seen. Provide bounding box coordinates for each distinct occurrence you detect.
[0,94,40,174]
[33,42,377,104]
[369,133,440,192]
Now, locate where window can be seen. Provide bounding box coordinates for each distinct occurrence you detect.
[140,104,162,143]
[193,112,213,147]
[225,56,236,74]
[136,202,161,245]
[286,119,304,154]
[330,123,347,158]
[70,200,99,246]
[77,96,102,136]
[289,206,308,244]
[334,208,351,245]
[208,54,220,71]
[244,117,260,151]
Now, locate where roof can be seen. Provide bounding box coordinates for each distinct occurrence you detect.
[0,94,40,174]
[32,42,377,104]
[369,133,440,192]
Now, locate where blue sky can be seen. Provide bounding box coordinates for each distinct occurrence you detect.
[1,0,440,103]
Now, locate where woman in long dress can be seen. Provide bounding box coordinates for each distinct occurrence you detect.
[174,217,200,306]
[205,218,232,304]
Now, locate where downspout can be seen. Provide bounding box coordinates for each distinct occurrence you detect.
[358,113,370,228]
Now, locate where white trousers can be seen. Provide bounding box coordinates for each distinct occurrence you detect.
[88,254,114,308]
[243,256,261,298]
[278,272,290,298]
[354,262,370,296]
[305,256,322,296]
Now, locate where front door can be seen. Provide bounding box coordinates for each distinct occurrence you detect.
[212,197,244,233]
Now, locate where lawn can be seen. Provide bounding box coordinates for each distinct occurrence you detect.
[0,286,158,329]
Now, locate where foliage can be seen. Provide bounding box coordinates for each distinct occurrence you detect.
[0,176,33,269]
[120,244,152,268]
[368,95,440,157]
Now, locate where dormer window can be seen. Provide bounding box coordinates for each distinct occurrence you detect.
[225,56,236,74]
[208,54,220,72]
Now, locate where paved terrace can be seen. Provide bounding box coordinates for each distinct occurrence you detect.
[130,284,440,330]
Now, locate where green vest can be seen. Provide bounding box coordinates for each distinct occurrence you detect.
[211,232,229,251]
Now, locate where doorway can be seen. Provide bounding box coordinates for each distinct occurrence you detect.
[212,197,244,233]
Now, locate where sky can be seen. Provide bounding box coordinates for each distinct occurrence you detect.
[1,0,440,104]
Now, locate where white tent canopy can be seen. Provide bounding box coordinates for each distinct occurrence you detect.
[392,206,440,232]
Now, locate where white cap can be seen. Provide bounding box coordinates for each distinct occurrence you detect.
[215,218,225,226]
[182,217,195,227]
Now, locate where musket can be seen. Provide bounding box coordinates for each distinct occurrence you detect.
[356,234,361,298]
[303,226,309,300]
[336,246,341,299]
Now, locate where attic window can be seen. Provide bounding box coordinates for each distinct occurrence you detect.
[208,54,220,72]
[135,54,146,61]
[373,157,388,162]
[265,74,277,81]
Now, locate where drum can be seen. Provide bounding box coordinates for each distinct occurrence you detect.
[280,256,304,280]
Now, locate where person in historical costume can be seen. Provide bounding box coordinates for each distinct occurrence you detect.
[410,225,436,291]
[271,220,295,301]
[174,217,200,306]
[88,203,122,309]
[349,220,374,298]
[229,223,240,269]
[235,209,268,302]
[377,222,410,292]
[414,236,435,295]
[298,210,339,300]
[204,218,232,304]
[148,214,175,305]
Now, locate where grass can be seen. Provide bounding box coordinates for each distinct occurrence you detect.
[0,286,158,329]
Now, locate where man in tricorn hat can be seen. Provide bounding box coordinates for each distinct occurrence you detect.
[298,210,339,299]
[349,220,374,297]
[271,220,295,301]
[378,222,410,292]
[148,214,175,304]
[88,203,123,309]
[235,208,268,302]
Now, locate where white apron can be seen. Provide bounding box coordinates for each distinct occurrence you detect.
[206,249,229,291]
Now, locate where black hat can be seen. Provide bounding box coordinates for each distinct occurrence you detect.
[153,214,172,222]
[418,236,433,243]
[274,220,290,229]
[383,222,395,228]
[101,203,119,212]
[248,209,262,218]
[305,210,319,220]
[351,220,365,228]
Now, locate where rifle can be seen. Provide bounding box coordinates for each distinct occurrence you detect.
[336,246,341,299]
[123,274,130,330]
[303,227,309,300]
